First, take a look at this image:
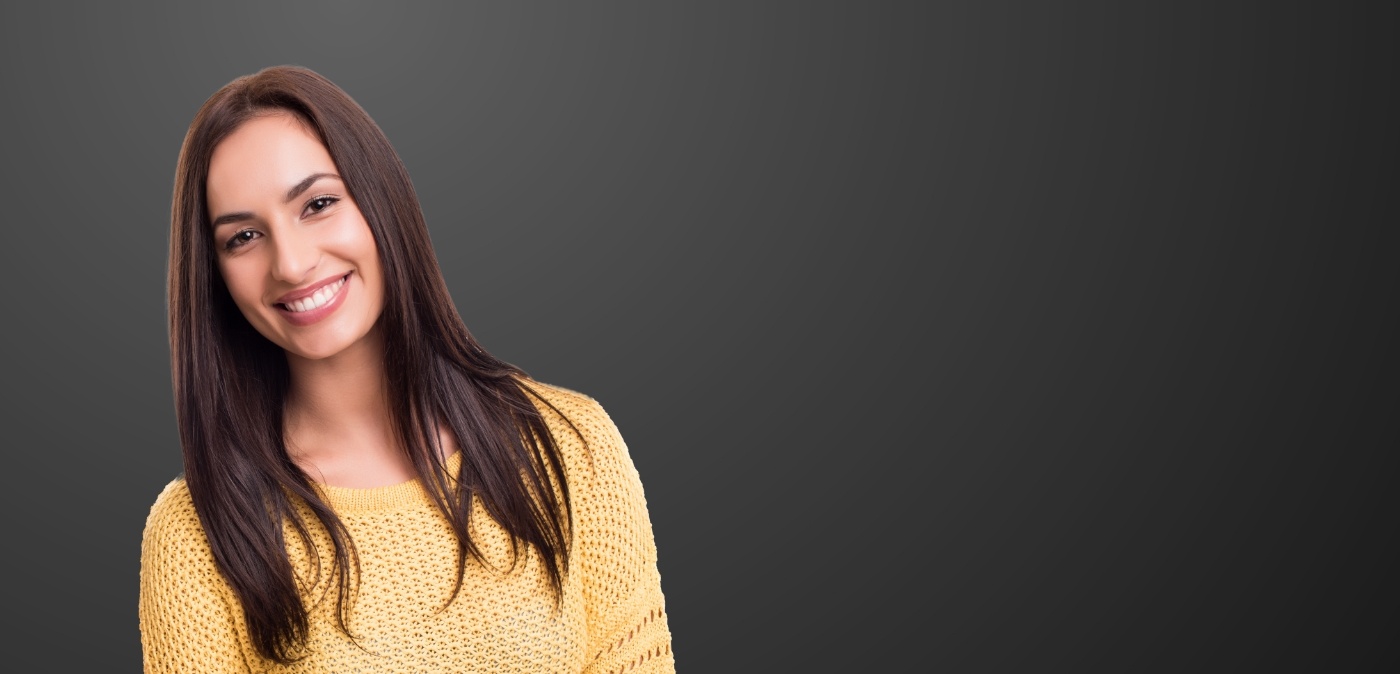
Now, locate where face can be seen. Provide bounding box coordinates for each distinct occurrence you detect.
[206,111,386,362]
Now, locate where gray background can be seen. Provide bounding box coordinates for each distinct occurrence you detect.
[0,2,1393,671]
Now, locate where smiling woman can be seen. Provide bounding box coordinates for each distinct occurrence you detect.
[208,115,385,361]
[140,66,675,673]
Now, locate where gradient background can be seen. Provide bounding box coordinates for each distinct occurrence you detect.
[0,2,1393,671]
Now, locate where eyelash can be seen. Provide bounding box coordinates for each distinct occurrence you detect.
[224,229,259,251]
[221,195,342,251]
[305,195,339,215]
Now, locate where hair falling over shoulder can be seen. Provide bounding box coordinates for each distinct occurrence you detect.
[168,65,574,664]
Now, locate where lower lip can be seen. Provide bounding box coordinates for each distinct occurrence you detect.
[278,273,351,327]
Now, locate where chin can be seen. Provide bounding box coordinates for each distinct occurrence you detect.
[264,331,338,360]
[255,316,381,363]
[284,342,352,361]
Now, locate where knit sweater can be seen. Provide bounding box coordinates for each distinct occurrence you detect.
[139,381,674,673]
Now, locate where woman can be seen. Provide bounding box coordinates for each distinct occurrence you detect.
[139,65,674,673]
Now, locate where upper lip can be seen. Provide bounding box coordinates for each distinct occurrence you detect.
[276,272,350,304]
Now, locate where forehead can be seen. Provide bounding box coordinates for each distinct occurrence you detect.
[206,111,336,209]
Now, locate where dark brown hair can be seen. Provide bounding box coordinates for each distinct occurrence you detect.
[168,65,572,663]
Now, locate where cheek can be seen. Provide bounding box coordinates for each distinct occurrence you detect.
[328,227,375,259]
[345,218,379,254]
[330,217,382,275]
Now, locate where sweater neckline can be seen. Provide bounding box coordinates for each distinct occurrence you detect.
[314,451,462,513]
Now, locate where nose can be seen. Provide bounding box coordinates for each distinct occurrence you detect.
[270,226,322,285]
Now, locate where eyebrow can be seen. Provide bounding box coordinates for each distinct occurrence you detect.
[209,172,343,228]
[285,172,341,203]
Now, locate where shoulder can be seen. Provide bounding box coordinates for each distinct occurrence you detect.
[141,477,215,564]
[516,378,637,479]
[518,378,608,419]
[517,378,621,444]
[139,479,250,671]
[139,478,238,616]
[517,376,653,514]
[144,477,196,531]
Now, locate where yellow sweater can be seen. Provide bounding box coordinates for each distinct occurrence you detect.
[139,382,675,673]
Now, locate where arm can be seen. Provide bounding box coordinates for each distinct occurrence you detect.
[573,399,676,674]
[139,480,252,673]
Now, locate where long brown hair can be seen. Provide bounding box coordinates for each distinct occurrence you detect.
[168,65,572,663]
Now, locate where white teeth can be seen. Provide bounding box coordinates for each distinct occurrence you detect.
[283,276,346,313]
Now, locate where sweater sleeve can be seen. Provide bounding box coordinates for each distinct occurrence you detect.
[139,479,252,673]
[567,396,676,674]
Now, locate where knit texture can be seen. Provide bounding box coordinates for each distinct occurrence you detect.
[140,381,674,673]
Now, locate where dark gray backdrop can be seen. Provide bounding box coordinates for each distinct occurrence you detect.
[1,2,1393,671]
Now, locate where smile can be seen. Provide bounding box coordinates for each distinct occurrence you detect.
[282,275,348,312]
[276,272,352,326]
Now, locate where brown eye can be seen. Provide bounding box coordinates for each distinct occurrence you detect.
[306,196,339,214]
[224,229,260,251]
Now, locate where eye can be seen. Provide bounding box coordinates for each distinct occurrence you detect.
[304,195,340,216]
[224,229,260,251]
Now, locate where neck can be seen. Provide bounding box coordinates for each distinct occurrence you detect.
[286,325,389,423]
[282,325,409,486]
